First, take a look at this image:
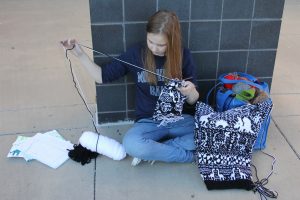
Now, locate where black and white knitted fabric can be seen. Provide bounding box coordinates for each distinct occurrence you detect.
[194,99,273,190]
[153,80,187,127]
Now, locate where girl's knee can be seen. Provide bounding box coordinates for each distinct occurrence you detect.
[122,133,150,158]
[123,133,141,156]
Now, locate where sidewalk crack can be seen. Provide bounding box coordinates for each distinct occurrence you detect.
[271,117,300,160]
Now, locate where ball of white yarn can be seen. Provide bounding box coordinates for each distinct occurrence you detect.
[79,131,126,160]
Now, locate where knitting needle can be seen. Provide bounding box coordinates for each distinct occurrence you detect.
[78,43,182,82]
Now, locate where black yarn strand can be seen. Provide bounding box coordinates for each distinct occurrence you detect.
[251,151,278,200]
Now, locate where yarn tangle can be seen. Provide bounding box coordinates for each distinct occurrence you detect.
[68,144,98,165]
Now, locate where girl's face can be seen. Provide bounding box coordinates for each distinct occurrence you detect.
[147,33,167,57]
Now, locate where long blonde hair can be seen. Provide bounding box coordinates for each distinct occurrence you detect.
[144,10,182,84]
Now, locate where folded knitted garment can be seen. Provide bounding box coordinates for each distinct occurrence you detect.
[153,80,187,126]
[194,99,273,190]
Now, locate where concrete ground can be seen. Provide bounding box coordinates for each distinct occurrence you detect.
[0,0,299,199]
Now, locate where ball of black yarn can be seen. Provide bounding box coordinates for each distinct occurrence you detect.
[68,144,99,165]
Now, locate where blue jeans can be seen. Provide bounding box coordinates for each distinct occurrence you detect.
[122,114,195,163]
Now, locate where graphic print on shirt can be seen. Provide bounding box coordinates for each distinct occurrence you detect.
[137,68,165,96]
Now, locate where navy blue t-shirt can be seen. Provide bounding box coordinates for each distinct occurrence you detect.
[101,44,197,120]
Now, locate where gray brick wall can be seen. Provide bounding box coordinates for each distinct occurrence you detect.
[89,0,285,124]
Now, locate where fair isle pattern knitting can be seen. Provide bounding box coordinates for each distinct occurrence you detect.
[194,100,273,190]
[153,80,187,126]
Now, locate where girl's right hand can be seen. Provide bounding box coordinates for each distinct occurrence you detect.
[60,38,83,57]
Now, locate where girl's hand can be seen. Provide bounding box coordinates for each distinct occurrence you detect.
[177,80,199,104]
[60,38,83,57]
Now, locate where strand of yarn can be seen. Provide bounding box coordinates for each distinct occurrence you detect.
[251,151,278,200]
[65,45,101,153]
[65,46,126,164]
[78,43,174,82]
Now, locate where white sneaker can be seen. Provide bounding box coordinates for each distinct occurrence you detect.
[148,160,156,165]
[131,157,156,166]
[131,157,142,166]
